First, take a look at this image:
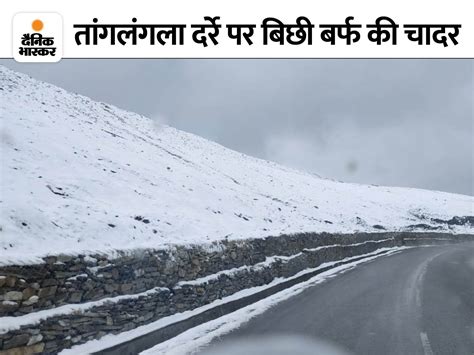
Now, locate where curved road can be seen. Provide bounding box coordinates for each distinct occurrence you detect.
[207,243,474,355]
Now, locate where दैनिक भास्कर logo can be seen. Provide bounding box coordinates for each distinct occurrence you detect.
[13,13,63,62]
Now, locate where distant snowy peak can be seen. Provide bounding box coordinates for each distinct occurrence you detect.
[0,65,472,263]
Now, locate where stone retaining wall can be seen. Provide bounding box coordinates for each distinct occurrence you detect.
[0,232,397,317]
[0,232,472,354]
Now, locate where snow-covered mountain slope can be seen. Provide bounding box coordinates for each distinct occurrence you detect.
[0,66,472,263]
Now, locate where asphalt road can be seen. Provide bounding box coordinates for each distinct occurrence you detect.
[206,243,474,355]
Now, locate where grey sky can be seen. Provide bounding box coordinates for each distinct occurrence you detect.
[1,59,472,195]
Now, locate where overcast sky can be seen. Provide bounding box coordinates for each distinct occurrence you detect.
[2,59,472,195]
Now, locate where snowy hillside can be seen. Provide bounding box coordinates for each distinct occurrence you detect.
[0,66,472,263]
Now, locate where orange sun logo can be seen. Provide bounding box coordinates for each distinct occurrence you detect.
[31,19,44,32]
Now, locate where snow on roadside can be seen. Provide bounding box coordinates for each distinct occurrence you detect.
[0,65,472,264]
[0,241,394,334]
[140,248,410,355]
[59,247,409,355]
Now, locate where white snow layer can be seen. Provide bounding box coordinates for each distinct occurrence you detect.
[0,66,472,262]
